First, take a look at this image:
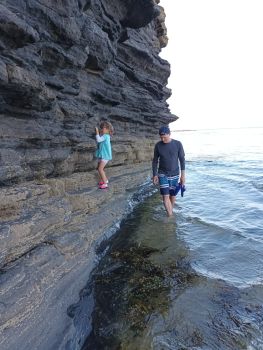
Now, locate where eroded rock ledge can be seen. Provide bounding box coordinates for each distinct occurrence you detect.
[0,0,176,348]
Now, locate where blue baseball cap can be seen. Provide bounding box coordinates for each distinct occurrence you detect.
[159,126,170,135]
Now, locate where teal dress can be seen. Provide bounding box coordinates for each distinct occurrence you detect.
[95,134,112,160]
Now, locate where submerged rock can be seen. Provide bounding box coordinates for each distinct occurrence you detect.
[81,194,263,350]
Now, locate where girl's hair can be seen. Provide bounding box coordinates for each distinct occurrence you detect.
[100,121,114,135]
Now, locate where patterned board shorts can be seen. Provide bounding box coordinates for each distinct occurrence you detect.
[158,174,180,196]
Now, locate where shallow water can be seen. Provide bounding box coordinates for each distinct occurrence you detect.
[82,194,263,349]
[175,127,263,288]
[81,127,263,349]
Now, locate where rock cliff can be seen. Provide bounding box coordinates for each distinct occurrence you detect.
[0,0,176,348]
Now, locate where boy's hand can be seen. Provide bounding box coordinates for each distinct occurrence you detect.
[180,171,185,186]
[152,175,159,185]
[95,127,99,134]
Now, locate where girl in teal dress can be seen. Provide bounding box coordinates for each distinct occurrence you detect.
[95,121,114,189]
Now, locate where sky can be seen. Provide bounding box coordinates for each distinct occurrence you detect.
[160,0,263,130]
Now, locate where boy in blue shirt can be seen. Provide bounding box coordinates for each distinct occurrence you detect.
[152,126,186,216]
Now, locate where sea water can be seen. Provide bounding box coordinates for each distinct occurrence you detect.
[82,127,263,350]
[175,127,263,288]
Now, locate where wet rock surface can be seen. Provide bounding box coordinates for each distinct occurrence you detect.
[0,0,174,349]
[81,194,263,350]
[0,164,154,350]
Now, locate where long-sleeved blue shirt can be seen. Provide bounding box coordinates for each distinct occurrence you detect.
[152,139,185,177]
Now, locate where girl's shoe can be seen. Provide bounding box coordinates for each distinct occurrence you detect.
[99,183,108,189]
[98,180,109,185]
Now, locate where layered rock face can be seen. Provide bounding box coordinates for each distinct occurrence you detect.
[0,0,176,348]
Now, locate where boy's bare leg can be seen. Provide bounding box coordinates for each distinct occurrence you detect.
[170,195,176,208]
[163,195,173,217]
